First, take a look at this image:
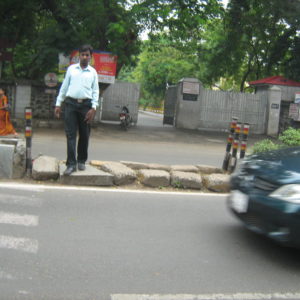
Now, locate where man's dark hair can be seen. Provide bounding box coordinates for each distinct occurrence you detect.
[79,44,93,55]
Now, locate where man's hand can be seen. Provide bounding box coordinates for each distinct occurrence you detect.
[84,108,96,123]
[54,106,61,119]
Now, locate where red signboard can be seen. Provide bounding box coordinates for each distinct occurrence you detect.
[94,52,117,76]
[69,50,117,84]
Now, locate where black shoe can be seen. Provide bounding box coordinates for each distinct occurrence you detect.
[64,166,76,176]
[78,163,86,171]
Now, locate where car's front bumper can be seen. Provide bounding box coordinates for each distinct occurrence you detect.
[227,189,300,247]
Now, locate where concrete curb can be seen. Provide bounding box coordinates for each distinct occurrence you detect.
[28,156,230,193]
[0,137,26,179]
[0,137,231,193]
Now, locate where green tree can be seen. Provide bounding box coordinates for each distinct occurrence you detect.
[0,0,223,81]
[200,0,300,91]
[1,0,141,79]
[132,39,198,107]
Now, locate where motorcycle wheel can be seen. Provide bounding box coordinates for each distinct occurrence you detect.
[120,119,127,131]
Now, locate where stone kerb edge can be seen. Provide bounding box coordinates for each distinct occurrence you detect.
[13,157,231,193]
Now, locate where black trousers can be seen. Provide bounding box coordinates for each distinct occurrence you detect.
[64,97,92,167]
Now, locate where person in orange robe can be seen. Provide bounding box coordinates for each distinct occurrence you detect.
[0,88,18,136]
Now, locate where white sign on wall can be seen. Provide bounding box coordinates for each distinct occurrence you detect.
[182,81,200,95]
[44,73,58,87]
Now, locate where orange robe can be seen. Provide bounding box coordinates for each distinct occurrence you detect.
[0,95,17,136]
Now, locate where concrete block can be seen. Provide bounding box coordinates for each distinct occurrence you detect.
[32,155,59,181]
[0,138,19,145]
[59,164,114,186]
[100,162,136,185]
[197,164,223,174]
[121,161,150,170]
[138,169,170,187]
[203,174,230,193]
[0,138,26,179]
[171,165,199,173]
[12,139,26,179]
[171,171,202,189]
[147,163,171,171]
[0,144,14,178]
[90,160,106,167]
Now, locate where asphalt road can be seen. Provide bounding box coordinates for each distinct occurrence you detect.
[0,183,299,300]
[30,111,262,167]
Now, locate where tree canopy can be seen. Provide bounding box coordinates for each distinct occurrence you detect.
[128,37,199,107]
[199,0,300,91]
[0,0,143,79]
[1,0,300,99]
[0,0,220,80]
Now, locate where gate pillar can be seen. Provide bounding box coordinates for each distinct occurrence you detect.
[266,86,281,136]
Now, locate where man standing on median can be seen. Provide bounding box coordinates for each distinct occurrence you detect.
[54,44,99,176]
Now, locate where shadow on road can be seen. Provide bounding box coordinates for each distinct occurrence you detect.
[226,224,300,270]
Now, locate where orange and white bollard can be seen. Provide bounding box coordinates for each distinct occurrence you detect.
[222,117,238,171]
[228,122,241,173]
[25,107,33,176]
[240,123,250,159]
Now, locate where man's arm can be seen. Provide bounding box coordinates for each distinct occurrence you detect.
[54,67,71,118]
[91,70,99,110]
[84,70,99,123]
[54,106,61,118]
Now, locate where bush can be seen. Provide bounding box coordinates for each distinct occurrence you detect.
[251,127,300,154]
[251,139,281,154]
[278,127,300,146]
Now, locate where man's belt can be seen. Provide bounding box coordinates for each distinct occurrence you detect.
[67,97,90,103]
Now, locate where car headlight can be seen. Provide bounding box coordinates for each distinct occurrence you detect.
[270,184,300,203]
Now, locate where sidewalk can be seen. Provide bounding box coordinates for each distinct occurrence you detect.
[30,124,264,169]
[1,117,265,193]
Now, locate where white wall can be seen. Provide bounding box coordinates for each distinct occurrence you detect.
[174,80,267,134]
[15,84,31,118]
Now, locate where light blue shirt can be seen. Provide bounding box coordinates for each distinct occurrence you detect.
[56,63,99,109]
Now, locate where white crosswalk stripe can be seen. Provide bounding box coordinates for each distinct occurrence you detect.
[0,191,41,255]
[0,235,39,254]
[0,190,41,291]
[0,211,39,227]
[0,194,42,207]
[0,270,16,280]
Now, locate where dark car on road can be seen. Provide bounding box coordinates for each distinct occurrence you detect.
[227,146,300,248]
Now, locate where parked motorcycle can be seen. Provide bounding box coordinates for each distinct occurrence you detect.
[118,105,132,130]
